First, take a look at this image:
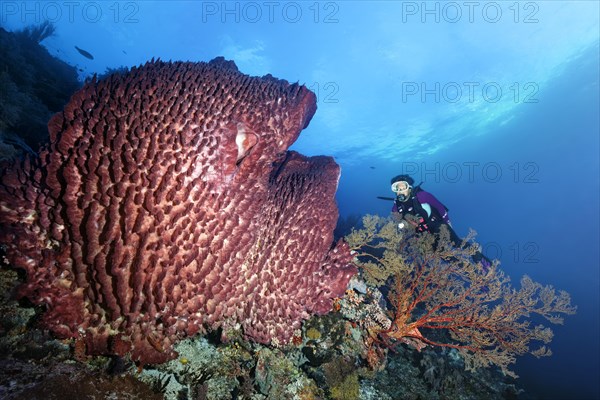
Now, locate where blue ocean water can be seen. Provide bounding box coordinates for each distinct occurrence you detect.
[1,1,598,398]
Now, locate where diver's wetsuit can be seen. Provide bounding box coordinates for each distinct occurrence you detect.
[392,189,456,238]
[392,189,491,266]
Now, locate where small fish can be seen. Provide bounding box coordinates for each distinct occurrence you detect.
[122,50,127,55]
[75,45,94,60]
[370,166,376,169]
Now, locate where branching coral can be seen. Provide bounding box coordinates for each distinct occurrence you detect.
[346,214,411,287]
[347,215,576,378]
[15,21,56,43]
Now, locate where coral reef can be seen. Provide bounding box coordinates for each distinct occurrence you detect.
[0,359,161,400]
[0,23,80,153]
[346,215,576,378]
[255,346,321,399]
[323,356,360,400]
[137,337,250,399]
[0,267,526,400]
[0,58,356,364]
[363,344,522,400]
[0,28,548,397]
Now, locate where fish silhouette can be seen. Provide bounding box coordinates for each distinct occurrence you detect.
[74,46,94,60]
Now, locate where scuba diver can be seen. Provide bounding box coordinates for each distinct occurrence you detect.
[390,174,491,268]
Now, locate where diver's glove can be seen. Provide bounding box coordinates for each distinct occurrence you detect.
[416,218,429,233]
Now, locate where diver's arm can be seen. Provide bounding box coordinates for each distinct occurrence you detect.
[391,200,404,223]
[416,191,450,224]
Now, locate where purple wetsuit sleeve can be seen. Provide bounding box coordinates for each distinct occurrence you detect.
[417,191,450,223]
[392,202,398,213]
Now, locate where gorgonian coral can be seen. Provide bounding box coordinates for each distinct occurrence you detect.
[346,215,575,377]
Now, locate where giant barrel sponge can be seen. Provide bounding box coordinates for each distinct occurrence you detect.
[0,57,356,364]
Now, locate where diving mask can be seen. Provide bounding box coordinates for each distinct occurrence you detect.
[391,180,411,201]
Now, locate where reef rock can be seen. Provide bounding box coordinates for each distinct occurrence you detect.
[0,58,356,364]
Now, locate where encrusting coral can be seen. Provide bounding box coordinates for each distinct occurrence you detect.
[345,215,576,378]
[0,57,357,364]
